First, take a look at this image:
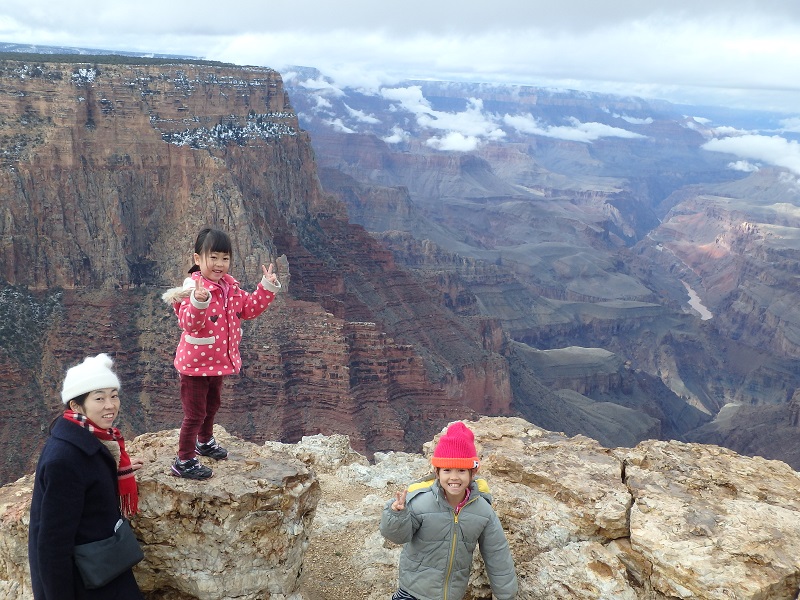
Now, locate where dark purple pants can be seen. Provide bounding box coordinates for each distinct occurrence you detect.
[178,374,224,460]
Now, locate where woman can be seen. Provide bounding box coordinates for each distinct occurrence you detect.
[28,353,145,599]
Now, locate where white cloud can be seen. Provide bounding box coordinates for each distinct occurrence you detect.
[378,91,505,150]
[778,172,800,187]
[380,86,431,112]
[426,132,481,152]
[4,1,800,38]
[343,103,380,124]
[728,160,760,173]
[703,134,800,176]
[503,114,645,143]
[3,1,800,111]
[382,126,410,144]
[313,96,333,111]
[416,99,505,139]
[324,118,356,134]
[295,76,345,97]
[780,117,800,133]
[712,126,749,136]
[319,66,400,93]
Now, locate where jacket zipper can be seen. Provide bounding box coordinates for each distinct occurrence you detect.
[444,513,457,600]
[443,495,479,600]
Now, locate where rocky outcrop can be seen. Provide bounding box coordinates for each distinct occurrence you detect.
[0,426,319,599]
[5,417,800,599]
[290,417,800,600]
[130,429,319,600]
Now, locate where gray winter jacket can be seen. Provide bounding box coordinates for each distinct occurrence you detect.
[380,478,518,600]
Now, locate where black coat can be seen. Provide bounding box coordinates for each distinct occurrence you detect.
[28,417,143,599]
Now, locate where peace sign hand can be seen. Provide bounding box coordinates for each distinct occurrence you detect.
[391,490,407,512]
[261,263,279,286]
[194,277,210,302]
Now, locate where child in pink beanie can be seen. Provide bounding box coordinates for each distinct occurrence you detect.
[380,421,518,600]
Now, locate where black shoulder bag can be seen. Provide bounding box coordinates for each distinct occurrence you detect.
[73,518,144,589]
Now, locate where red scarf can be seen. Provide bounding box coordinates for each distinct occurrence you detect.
[63,410,139,518]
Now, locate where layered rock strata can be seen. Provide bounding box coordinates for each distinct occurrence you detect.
[0,58,510,484]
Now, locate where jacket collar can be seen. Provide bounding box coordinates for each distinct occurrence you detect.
[51,416,105,457]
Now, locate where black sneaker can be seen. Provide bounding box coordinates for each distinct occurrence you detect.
[195,436,228,460]
[171,457,213,480]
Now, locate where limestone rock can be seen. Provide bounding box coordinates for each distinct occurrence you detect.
[5,417,800,599]
[0,474,34,600]
[621,440,800,599]
[0,426,319,600]
[298,416,800,600]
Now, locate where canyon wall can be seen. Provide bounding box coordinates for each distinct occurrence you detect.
[0,57,512,484]
[283,71,800,469]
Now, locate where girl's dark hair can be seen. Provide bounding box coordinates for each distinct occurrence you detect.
[188,228,233,274]
[50,392,89,433]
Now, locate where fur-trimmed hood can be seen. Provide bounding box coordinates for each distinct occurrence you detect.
[161,277,194,305]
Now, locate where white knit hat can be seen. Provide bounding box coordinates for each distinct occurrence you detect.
[61,353,121,404]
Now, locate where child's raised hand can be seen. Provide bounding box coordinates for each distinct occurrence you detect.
[262,263,279,285]
[194,277,209,302]
[391,490,407,511]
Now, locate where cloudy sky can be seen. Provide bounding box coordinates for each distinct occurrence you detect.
[2,0,800,113]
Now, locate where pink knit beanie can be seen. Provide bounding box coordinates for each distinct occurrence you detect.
[431,422,480,469]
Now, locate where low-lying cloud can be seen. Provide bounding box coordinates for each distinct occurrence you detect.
[324,118,356,134]
[380,87,505,149]
[426,132,482,152]
[290,74,346,97]
[503,114,646,143]
[728,160,760,173]
[344,103,380,124]
[382,126,410,144]
[703,134,800,176]
[382,88,503,137]
[376,85,646,150]
[617,115,653,125]
[780,117,800,133]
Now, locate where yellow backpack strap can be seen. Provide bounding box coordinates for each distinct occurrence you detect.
[475,477,491,494]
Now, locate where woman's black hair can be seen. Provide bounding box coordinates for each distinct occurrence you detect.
[49,391,90,433]
[188,228,233,274]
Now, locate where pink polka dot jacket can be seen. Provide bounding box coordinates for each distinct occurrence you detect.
[161,272,280,376]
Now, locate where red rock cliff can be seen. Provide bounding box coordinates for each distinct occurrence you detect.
[0,58,511,484]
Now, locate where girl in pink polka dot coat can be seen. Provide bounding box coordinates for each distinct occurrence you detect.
[161,228,281,479]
